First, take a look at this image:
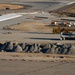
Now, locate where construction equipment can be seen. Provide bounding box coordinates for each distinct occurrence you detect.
[60,32,75,40]
[52,27,75,34]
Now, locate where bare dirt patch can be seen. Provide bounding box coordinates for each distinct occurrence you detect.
[0,4,24,10]
[0,52,75,63]
[3,22,52,33]
[50,3,75,17]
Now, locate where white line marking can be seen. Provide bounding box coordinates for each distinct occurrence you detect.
[67,1,75,5]
[0,12,44,22]
[17,12,38,15]
[0,14,22,22]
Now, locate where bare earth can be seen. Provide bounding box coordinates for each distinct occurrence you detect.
[3,22,52,33]
[0,52,75,62]
[0,1,75,75]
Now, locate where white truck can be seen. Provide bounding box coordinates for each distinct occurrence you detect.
[60,32,75,40]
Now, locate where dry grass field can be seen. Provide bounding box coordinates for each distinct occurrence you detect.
[0,4,24,10]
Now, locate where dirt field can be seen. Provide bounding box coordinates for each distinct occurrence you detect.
[51,3,75,17]
[0,52,75,62]
[65,4,75,13]
[3,22,52,33]
[62,4,75,14]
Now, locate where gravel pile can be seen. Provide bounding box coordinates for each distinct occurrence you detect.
[0,41,75,55]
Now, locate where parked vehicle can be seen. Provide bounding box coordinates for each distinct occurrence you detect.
[60,32,75,40]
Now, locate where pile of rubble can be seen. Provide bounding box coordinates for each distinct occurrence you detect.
[0,41,75,55]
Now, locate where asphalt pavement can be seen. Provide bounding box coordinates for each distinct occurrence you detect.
[0,60,75,75]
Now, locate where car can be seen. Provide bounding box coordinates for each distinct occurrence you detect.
[60,32,75,40]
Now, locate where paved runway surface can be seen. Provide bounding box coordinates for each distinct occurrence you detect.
[0,60,75,75]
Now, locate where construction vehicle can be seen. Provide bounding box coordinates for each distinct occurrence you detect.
[60,32,75,40]
[52,27,75,34]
